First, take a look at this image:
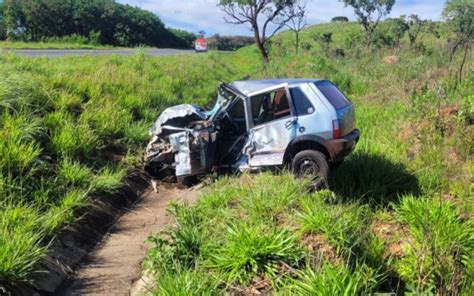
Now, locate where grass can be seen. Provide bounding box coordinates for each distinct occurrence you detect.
[0,48,258,287]
[0,40,112,49]
[1,20,472,294]
[209,223,303,283]
[143,21,473,295]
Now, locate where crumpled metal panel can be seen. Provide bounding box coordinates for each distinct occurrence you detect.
[169,131,193,176]
[150,104,208,136]
[247,123,290,167]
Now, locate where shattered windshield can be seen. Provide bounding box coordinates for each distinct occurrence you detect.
[206,85,237,118]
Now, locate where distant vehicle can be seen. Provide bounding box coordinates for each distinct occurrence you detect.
[145,79,359,188]
[195,38,208,52]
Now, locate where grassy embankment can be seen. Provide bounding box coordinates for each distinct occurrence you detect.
[144,22,473,294]
[0,50,255,288]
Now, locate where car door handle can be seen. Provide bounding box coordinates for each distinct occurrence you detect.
[285,119,296,129]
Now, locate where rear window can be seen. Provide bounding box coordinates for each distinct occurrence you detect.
[315,81,351,109]
[290,87,314,116]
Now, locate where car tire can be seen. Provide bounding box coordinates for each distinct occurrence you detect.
[292,150,329,190]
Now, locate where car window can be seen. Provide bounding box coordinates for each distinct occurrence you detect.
[315,81,351,110]
[250,94,264,120]
[290,87,315,116]
[227,98,245,120]
[250,88,291,126]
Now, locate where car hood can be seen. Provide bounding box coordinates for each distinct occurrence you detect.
[150,104,208,136]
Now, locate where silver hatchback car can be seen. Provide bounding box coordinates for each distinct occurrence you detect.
[145,79,359,187]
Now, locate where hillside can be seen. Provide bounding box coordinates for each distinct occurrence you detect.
[0,20,473,294]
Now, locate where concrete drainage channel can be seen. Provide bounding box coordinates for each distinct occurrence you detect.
[11,173,201,296]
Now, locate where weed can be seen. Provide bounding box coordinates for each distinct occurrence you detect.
[153,268,221,296]
[297,194,371,256]
[146,203,206,273]
[393,196,473,294]
[284,262,380,295]
[209,222,303,284]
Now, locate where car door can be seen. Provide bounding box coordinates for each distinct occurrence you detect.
[246,84,298,167]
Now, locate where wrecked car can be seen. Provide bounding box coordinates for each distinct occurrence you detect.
[144,79,359,187]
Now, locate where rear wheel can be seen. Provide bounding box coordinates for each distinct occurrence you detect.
[292,150,329,190]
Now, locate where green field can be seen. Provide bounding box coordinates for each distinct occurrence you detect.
[0,21,473,294]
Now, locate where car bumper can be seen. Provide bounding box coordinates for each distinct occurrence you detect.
[328,129,360,161]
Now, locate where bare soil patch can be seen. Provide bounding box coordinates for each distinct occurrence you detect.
[55,183,200,296]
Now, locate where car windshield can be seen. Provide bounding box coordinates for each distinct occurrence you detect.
[205,86,236,117]
[206,85,237,118]
[315,81,351,110]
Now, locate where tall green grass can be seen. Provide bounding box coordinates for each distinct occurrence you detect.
[145,21,472,294]
[1,19,472,293]
[0,49,257,286]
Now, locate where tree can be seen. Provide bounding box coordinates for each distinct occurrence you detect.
[0,2,5,40]
[313,32,332,55]
[387,17,409,47]
[169,28,197,48]
[443,0,473,82]
[340,0,395,45]
[402,14,426,47]
[219,0,299,63]
[0,0,191,48]
[331,16,349,22]
[283,0,307,54]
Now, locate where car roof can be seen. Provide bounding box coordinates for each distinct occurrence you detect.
[228,79,325,96]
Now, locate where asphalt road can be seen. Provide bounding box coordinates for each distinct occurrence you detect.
[2,48,194,57]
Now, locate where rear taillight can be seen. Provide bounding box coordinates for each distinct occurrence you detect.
[332,119,342,139]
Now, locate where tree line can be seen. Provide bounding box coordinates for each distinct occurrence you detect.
[0,0,194,48]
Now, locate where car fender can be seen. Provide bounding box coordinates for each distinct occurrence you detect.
[283,134,335,164]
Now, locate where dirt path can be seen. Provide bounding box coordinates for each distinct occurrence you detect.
[56,184,200,296]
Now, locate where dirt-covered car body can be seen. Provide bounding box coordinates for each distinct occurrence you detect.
[145,79,359,181]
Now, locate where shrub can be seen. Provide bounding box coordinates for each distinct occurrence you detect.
[331,16,349,22]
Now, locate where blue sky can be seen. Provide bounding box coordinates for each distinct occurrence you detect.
[118,0,446,36]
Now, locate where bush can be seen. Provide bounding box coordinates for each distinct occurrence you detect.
[331,16,349,22]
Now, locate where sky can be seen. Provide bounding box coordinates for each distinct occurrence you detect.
[118,0,446,36]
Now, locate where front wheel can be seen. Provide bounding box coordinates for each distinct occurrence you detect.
[291,150,329,190]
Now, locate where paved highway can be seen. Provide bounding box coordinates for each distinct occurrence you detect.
[2,48,194,58]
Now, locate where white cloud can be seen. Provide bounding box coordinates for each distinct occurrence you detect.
[118,0,445,36]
